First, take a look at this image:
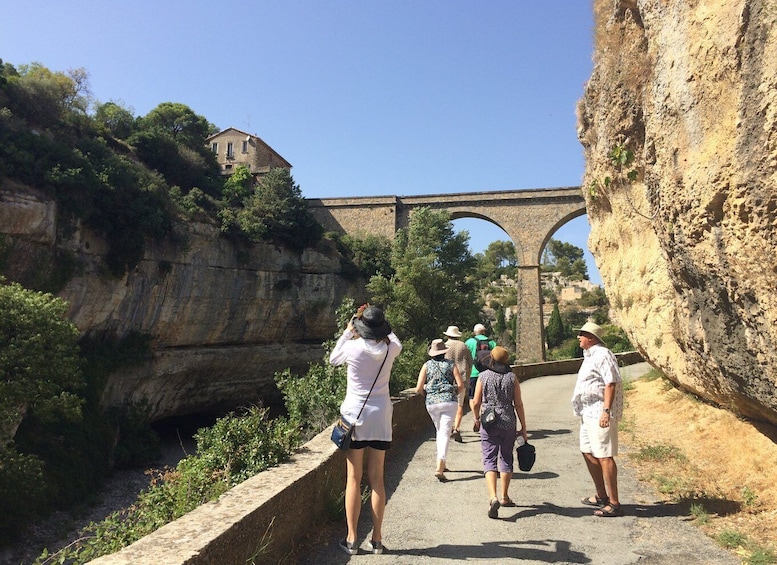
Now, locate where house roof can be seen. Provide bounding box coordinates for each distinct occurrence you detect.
[206,127,292,168]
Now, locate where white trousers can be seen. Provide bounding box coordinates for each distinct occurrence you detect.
[426,401,458,461]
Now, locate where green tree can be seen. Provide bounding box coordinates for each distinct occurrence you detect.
[541,238,589,280]
[4,62,91,126]
[367,207,479,341]
[130,102,221,196]
[0,280,84,540]
[137,101,215,147]
[0,281,83,444]
[339,233,394,280]
[545,302,565,348]
[219,168,323,251]
[477,240,517,279]
[94,100,136,139]
[222,164,253,205]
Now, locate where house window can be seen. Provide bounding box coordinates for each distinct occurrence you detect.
[211,142,218,154]
[242,140,249,153]
[227,142,234,158]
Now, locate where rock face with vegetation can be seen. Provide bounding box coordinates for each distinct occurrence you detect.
[578,0,777,424]
[1,181,361,421]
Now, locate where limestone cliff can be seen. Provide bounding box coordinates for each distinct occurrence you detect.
[0,181,363,421]
[578,0,777,424]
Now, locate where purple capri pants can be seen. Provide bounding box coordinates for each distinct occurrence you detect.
[480,426,517,473]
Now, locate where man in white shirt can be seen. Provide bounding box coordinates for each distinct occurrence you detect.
[571,322,624,517]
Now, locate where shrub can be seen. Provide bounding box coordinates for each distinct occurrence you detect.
[35,407,300,564]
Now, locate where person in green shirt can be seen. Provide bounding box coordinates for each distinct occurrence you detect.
[464,323,496,429]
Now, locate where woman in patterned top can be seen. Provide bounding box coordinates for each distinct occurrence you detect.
[472,346,528,518]
[415,339,465,481]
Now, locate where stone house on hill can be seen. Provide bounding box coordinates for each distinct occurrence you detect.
[206,127,291,177]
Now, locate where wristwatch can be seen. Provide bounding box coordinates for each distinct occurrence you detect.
[603,408,611,414]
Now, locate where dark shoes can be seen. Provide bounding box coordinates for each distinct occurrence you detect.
[451,429,463,443]
[338,539,357,555]
[488,497,501,519]
[594,503,624,517]
[581,494,609,507]
[340,538,386,555]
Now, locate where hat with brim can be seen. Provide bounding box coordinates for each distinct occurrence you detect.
[443,326,462,338]
[575,321,606,345]
[428,339,450,357]
[353,306,392,340]
[488,346,510,366]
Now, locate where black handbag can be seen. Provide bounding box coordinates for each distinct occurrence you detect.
[481,406,499,430]
[331,350,390,451]
[517,441,536,472]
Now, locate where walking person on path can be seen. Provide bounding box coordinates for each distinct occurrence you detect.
[415,338,465,481]
[329,305,403,554]
[442,325,472,443]
[465,323,496,425]
[571,321,625,518]
[471,346,528,519]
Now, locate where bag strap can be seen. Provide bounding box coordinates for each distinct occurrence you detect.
[355,349,390,421]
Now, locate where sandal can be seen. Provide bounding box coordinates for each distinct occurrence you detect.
[488,497,500,519]
[594,503,624,517]
[581,495,609,507]
[500,497,516,507]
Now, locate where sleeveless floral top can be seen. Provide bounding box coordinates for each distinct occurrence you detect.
[424,359,457,405]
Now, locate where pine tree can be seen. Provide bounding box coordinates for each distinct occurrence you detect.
[546,303,564,348]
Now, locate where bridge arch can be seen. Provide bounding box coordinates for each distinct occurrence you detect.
[307,187,586,362]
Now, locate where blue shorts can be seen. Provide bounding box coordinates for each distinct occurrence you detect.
[468,377,478,398]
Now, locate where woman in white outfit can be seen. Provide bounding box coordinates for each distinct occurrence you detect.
[415,339,465,481]
[329,306,402,555]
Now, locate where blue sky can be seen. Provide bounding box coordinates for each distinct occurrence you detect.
[1,1,600,284]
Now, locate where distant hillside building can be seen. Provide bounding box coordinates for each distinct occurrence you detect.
[206,127,291,176]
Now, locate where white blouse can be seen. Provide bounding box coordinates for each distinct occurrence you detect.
[571,343,624,419]
[329,329,402,441]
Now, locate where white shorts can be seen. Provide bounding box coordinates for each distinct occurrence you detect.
[457,386,467,407]
[579,416,618,458]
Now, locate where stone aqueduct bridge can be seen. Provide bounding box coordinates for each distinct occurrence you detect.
[307,186,587,362]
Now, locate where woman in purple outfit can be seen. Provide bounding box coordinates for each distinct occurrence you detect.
[471,346,528,519]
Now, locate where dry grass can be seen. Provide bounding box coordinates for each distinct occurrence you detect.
[622,373,777,563]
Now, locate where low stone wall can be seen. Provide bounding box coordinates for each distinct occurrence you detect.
[513,351,644,381]
[88,390,426,565]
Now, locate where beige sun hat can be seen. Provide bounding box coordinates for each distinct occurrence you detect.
[428,339,450,357]
[443,325,462,338]
[576,321,606,345]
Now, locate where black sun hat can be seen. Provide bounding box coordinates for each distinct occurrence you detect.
[353,306,392,340]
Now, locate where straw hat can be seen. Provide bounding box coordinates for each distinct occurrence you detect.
[427,339,450,357]
[443,325,462,338]
[576,321,606,345]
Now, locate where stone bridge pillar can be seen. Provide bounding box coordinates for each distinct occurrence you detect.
[515,265,544,363]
